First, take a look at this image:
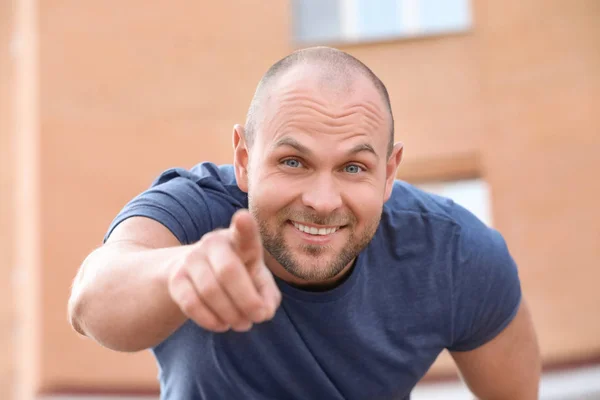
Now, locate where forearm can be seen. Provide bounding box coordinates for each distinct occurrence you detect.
[68,242,186,352]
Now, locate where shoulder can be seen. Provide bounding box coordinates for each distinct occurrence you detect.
[371,180,512,280]
[368,181,521,351]
[380,180,495,249]
[154,162,239,192]
[377,180,462,249]
[365,181,464,285]
[151,162,248,208]
[104,162,247,244]
[384,180,464,222]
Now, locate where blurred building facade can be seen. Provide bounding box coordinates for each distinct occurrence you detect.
[1,0,599,398]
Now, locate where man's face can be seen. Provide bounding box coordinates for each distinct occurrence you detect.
[235,65,402,284]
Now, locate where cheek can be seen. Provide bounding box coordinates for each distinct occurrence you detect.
[249,173,298,214]
[344,188,384,224]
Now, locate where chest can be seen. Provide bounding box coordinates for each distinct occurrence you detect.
[155,292,448,400]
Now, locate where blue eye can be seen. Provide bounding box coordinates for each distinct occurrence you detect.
[344,164,363,174]
[283,159,302,168]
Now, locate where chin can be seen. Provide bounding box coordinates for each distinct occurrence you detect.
[283,252,349,282]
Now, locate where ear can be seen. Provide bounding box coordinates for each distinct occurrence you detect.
[232,124,250,192]
[383,142,404,202]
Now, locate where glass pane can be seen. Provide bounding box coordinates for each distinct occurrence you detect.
[418,0,472,34]
[356,0,402,40]
[292,0,342,43]
[291,0,472,45]
[417,179,492,226]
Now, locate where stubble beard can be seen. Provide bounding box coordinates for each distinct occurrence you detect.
[248,199,382,282]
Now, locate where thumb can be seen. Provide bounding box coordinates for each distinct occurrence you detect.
[230,209,264,268]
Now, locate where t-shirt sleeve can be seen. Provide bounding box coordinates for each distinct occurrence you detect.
[103,166,243,245]
[447,204,522,352]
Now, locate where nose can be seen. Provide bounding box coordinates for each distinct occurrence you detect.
[301,173,343,215]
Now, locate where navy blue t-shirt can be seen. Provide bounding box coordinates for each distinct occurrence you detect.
[105,162,521,400]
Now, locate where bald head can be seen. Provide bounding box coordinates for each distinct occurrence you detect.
[244,47,395,157]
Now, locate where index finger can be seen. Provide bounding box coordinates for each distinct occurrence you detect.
[229,209,264,268]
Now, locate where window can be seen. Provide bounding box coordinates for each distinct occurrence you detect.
[417,178,492,226]
[292,0,472,44]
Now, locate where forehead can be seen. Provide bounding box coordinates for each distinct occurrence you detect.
[266,63,385,111]
[256,64,390,148]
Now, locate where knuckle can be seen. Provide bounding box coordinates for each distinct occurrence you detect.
[177,250,201,275]
[199,230,226,247]
[197,281,219,299]
[178,293,198,316]
[242,299,263,315]
[168,267,186,287]
[197,315,221,330]
[225,310,246,326]
[171,253,194,280]
[215,260,239,280]
[232,320,253,332]
[196,232,215,249]
[207,322,228,332]
[199,319,229,333]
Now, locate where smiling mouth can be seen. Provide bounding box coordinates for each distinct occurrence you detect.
[290,221,342,236]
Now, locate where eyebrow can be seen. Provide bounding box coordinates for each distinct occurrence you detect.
[272,136,379,160]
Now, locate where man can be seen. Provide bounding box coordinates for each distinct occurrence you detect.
[68,47,541,399]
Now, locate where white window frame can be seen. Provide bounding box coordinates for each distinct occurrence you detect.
[294,0,472,44]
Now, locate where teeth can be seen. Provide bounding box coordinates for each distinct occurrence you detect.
[292,222,338,236]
